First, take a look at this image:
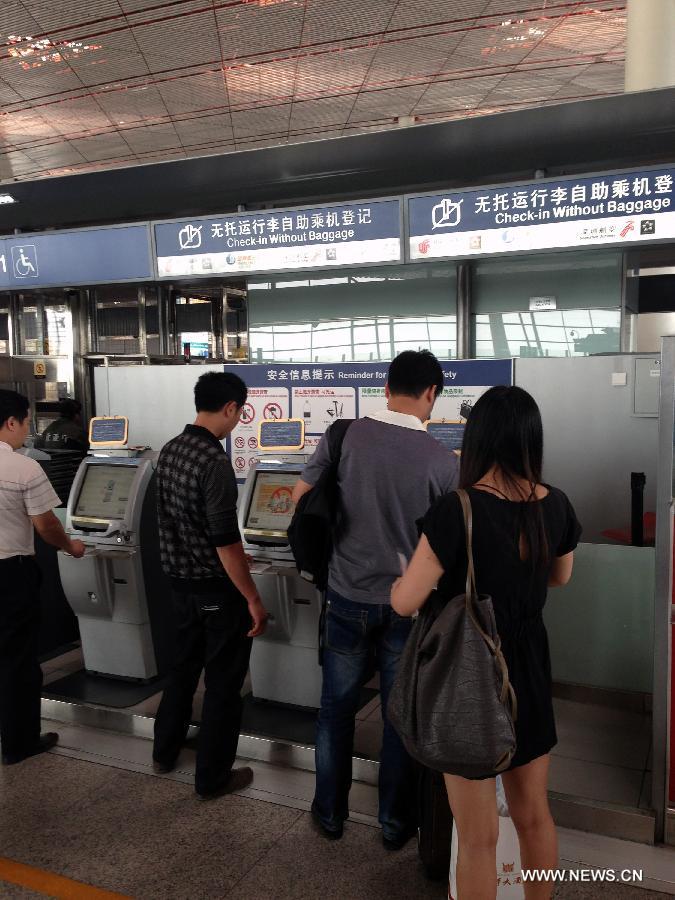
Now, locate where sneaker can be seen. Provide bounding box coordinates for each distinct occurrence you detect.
[310,802,343,840]
[152,759,175,774]
[195,766,253,801]
[2,732,59,766]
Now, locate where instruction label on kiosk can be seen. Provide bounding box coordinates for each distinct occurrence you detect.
[89,416,129,447]
[258,418,305,451]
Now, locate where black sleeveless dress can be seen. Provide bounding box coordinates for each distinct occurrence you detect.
[422,486,581,770]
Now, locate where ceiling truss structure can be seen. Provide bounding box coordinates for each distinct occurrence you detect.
[0,0,627,183]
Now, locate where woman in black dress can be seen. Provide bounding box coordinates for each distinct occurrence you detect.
[392,386,581,900]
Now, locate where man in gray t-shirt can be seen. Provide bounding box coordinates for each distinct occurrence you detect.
[292,351,458,848]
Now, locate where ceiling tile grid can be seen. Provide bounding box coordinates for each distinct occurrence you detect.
[0,0,628,181]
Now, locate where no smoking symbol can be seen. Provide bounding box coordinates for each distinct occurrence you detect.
[263,402,282,420]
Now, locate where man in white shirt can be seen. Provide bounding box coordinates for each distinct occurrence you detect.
[0,390,85,766]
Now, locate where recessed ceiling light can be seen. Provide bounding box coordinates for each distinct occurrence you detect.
[0,193,17,204]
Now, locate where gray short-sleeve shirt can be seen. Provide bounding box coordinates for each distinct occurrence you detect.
[301,410,459,604]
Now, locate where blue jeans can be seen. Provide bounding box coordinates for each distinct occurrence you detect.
[313,589,416,839]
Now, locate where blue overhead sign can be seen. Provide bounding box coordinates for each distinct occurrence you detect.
[154,199,402,277]
[408,167,675,260]
[0,225,152,288]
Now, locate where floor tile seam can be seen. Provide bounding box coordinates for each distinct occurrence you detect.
[221,808,307,898]
[549,751,652,773]
[52,742,162,771]
[549,748,649,772]
[51,746,326,818]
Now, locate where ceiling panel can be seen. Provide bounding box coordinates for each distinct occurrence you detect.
[0,0,628,181]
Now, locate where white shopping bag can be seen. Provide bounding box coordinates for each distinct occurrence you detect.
[449,777,524,899]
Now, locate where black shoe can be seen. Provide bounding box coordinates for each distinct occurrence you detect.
[152,759,175,774]
[195,766,253,801]
[2,732,59,766]
[382,829,415,851]
[310,803,343,840]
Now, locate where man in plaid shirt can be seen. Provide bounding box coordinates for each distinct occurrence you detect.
[153,372,268,800]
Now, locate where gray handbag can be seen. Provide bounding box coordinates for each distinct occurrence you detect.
[388,489,517,778]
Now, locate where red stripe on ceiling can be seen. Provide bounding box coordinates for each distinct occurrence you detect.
[16,88,621,181]
[0,0,624,51]
[4,53,624,153]
[0,4,626,114]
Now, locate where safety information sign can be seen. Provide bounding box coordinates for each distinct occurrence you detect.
[224,360,512,480]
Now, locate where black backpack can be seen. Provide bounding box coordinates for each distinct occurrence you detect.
[287,418,353,590]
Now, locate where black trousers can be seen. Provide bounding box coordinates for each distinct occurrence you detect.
[153,589,252,794]
[0,556,43,760]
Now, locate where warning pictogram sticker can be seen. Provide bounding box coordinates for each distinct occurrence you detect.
[263,402,282,420]
[234,456,246,471]
[240,403,255,424]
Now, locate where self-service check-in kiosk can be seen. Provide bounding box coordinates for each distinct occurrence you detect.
[238,418,324,708]
[58,417,172,681]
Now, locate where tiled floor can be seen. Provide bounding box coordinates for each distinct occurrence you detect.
[41,648,654,811]
[1,724,673,898]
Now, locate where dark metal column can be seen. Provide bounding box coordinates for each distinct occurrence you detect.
[456,263,471,359]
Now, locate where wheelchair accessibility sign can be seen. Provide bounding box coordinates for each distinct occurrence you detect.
[11,245,38,278]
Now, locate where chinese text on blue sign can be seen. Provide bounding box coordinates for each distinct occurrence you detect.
[408,168,675,260]
[154,199,402,277]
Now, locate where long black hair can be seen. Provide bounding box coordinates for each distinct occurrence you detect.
[460,385,549,569]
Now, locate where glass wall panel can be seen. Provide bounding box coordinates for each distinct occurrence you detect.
[145,286,160,355]
[472,250,623,359]
[248,265,457,363]
[95,285,140,354]
[18,298,42,354]
[0,295,9,354]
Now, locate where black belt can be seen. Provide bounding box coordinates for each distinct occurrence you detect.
[0,555,36,566]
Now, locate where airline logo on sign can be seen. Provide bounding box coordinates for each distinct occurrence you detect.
[408,168,675,260]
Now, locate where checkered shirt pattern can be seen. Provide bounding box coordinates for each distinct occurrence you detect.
[157,425,241,593]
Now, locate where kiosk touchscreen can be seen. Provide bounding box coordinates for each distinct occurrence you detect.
[72,463,138,527]
[426,419,464,453]
[244,470,298,541]
[238,417,322,707]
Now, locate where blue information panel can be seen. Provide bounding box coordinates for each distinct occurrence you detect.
[426,421,465,452]
[154,199,402,278]
[408,167,675,260]
[90,417,128,445]
[225,360,511,480]
[259,419,304,450]
[0,225,152,288]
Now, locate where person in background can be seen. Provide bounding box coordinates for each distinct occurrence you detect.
[0,390,85,766]
[152,372,269,801]
[292,350,459,849]
[35,398,88,453]
[392,386,581,900]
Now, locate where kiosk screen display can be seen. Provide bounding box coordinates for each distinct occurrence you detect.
[245,472,297,534]
[74,465,137,520]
